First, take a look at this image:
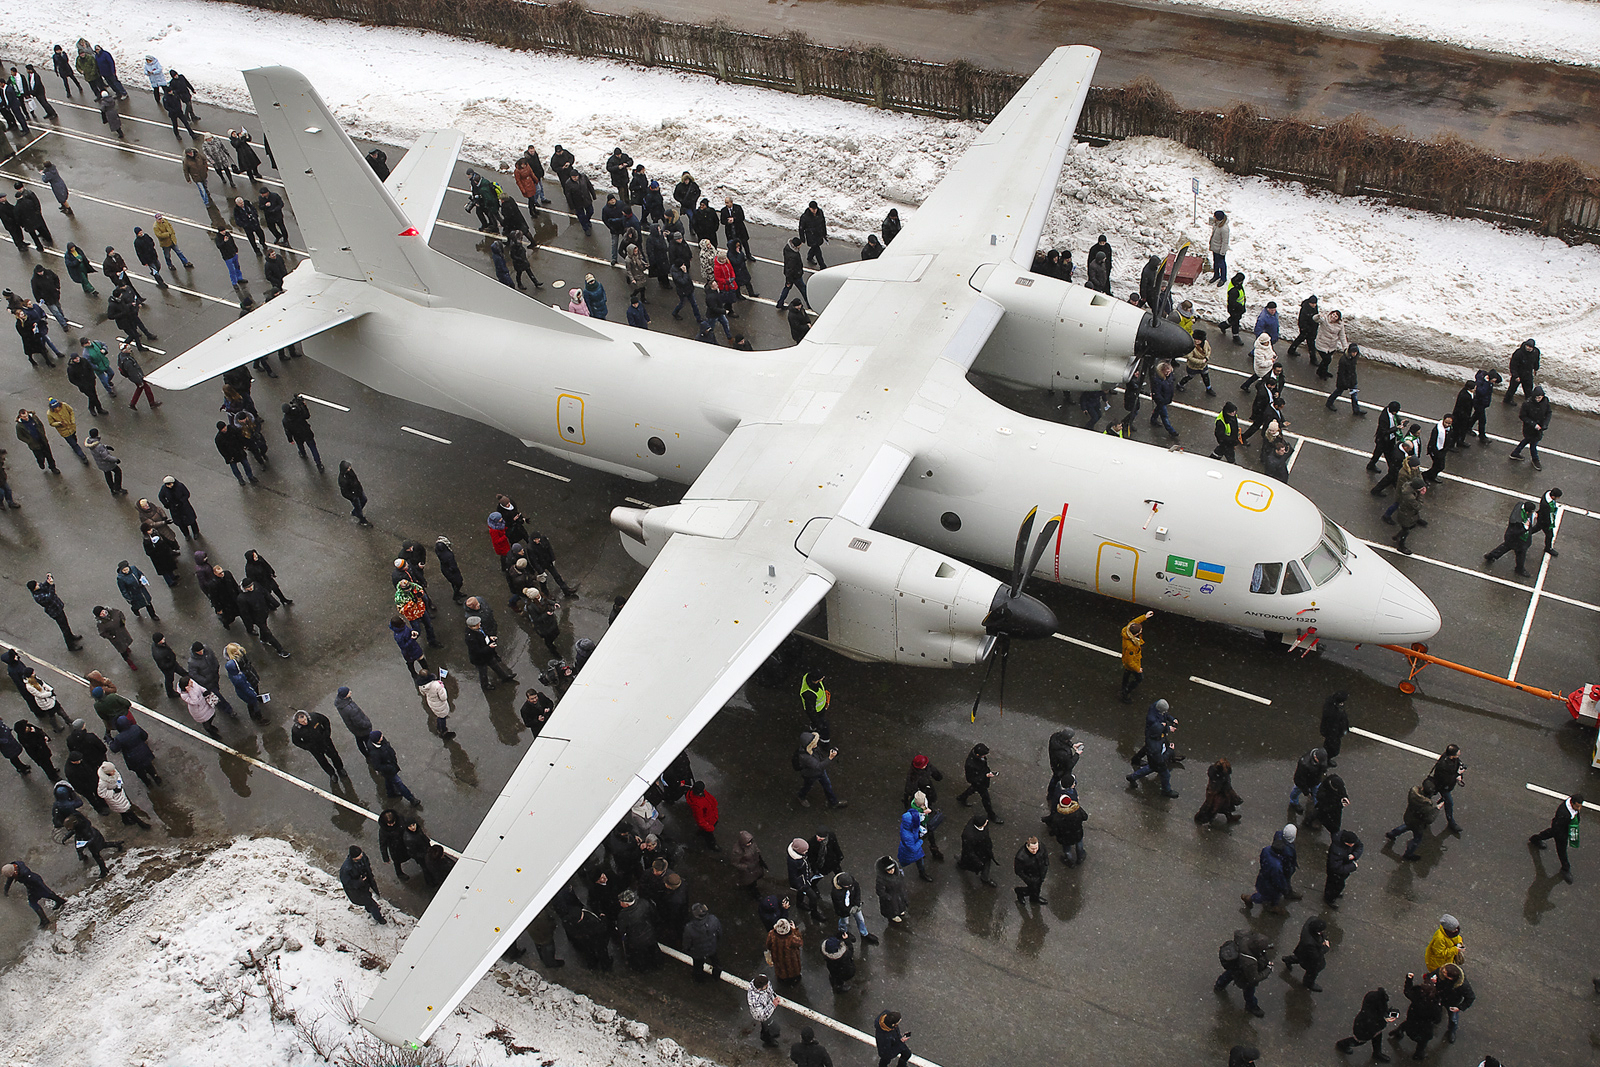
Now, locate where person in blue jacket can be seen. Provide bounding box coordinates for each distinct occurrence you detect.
[899,795,932,882]
[1240,824,1296,914]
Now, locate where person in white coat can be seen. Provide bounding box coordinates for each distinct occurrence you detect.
[1313,309,1348,380]
[178,676,221,738]
[415,667,454,741]
[1239,331,1278,392]
[97,761,150,827]
[1208,210,1230,286]
[143,56,169,107]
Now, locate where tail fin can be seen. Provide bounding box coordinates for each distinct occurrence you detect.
[243,66,604,339]
[385,128,467,243]
[244,66,432,294]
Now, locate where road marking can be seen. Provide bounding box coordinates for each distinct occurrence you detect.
[1348,725,1440,760]
[1359,537,1600,613]
[1188,676,1272,705]
[400,426,452,444]
[1509,508,1563,680]
[1284,434,1305,473]
[1525,783,1600,812]
[0,640,462,859]
[1203,359,1600,470]
[508,459,572,482]
[623,497,656,507]
[36,117,289,190]
[1,130,50,164]
[297,393,349,411]
[1051,631,1119,658]
[1166,394,1597,520]
[655,944,945,1067]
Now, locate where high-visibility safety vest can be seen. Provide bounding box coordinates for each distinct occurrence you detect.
[800,673,829,715]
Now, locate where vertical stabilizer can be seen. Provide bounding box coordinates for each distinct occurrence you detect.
[244,66,436,294]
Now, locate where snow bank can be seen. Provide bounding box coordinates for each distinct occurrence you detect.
[1155,0,1600,68]
[0,838,719,1067]
[4,0,1596,405]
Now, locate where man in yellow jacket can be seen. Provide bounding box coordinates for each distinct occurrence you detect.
[1425,914,1463,973]
[45,397,86,463]
[1120,611,1154,704]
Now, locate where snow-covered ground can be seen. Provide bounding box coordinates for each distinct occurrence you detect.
[2,0,1597,409]
[0,838,716,1067]
[1154,0,1600,68]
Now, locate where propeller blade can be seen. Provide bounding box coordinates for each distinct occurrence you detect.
[996,635,1010,715]
[1017,517,1061,598]
[970,651,997,723]
[1010,506,1039,598]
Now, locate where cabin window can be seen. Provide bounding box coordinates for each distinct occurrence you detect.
[940,512,962,532]
[647,436,666,455]
[1280,559,1311,595]
[1250,562,1281,594]
[1321,515,1349,558]
[1302,541,1342,586]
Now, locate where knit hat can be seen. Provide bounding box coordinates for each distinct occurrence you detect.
[773,918,793,935]
[337,686,350,697]
[71,719,85,731]
[1281,824,1297,844]
[1153,698,1170,712]
[790,837,809,854]
[1439,914,1459,933]
[912,790,929,809]
[348,845,362,858]
[91,686,105,698]
[691,902,708,918]
[911,754,929,769]
[163,475,175,484]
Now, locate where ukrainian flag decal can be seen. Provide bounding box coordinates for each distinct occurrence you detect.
[1195,561,1225,583]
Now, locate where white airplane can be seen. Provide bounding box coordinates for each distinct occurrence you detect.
[147,50,1439,1046]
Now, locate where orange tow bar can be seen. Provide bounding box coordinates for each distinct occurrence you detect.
[1379,643,1565,702]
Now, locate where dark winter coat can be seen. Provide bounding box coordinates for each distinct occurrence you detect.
[107,716,154,771]
[30,267,61,305]
[291,711,337,753]
[1350,988,1392,1042]
[158,479,197,527]
[957,818,995,871]
[1335,350,1359,391]
[1320,695,1349,743]
[143,532,181,578]
[1400,974,1443,1042]
[682,911,722,957]
[377,812,409,865]
[798,207,827,248]
[1042,798,1088,847]
[1327,830,1364,879]
[1013,842,1049,883]
[186,646,222,692]
[782,242,804,284]
[367,733,402,778]
[731,831,767,887]
[339,851,378,897]
[874,856,907,918]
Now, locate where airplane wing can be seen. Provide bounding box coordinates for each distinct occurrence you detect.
[884,45,1099,267]
[361,51,1072,1049]
[385,129,467,242]
[146,273,371,389]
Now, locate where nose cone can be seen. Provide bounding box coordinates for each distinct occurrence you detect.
[1375,572,1441,642]
[984,588,1060,640]
[1136,313,1193,364]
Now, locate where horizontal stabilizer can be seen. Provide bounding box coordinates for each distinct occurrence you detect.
[146,275,369,389]
[385,129,466,242]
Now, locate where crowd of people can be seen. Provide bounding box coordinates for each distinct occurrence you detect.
[0,42,1584,1067]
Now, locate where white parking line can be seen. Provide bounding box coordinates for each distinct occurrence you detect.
[297,393,349,412]
[1525,783,1600,812]
[1509,508,1563,680]
[400,426,452,444]
[1188,676,1272,705]
[507,459,572,482]
[1051,631,1119,658]
[655,944,945,1067]
[0,640,460,860]
[623,497,655,508]
[1348,725,1440,759]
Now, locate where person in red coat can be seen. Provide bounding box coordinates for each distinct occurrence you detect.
[686,780,720,851]
[487,510,511,559]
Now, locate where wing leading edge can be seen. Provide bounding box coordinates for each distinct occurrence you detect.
[885,45,1099,265]
[359,533,831,1046]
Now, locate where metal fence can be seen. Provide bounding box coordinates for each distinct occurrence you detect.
[229,0,1600,243]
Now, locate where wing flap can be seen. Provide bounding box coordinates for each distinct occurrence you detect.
[359,537,832,1046]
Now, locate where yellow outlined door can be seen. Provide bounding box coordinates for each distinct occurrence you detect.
[557,393,585,445]
[1096,542,1138,600]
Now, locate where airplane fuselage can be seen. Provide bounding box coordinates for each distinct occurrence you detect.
[300,267,1438,646]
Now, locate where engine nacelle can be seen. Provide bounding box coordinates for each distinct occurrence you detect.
[969,262,1146,390]
[805,517,1005,667]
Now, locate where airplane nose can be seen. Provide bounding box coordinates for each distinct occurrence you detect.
[1375,574,1442,641]
[1136,313,1194,364]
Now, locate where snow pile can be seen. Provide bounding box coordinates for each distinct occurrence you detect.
[1155,0,1600,69]
[4,0,1597,404]
[1041,137,1600,409]
[0,838,719,1067]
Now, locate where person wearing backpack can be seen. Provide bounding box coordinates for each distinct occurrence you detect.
[1214,928,1273,1017]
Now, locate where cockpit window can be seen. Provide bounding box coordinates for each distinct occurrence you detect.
[1250,562,1282,594]
[1321,515,1348,558]
[1302,542,1342,586]
[1280,559,1311,596]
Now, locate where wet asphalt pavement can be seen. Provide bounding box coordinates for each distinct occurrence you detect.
[0,90,1596,1067]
